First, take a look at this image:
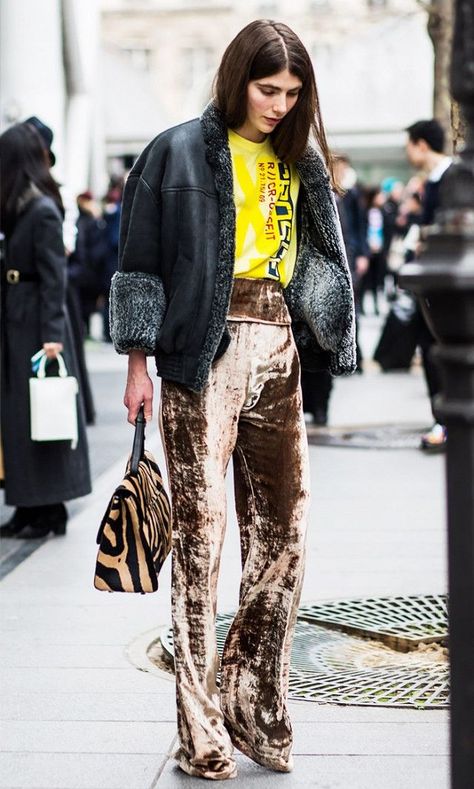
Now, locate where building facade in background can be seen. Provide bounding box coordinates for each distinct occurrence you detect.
[0,0,434,192]
[101,0,434,181]
[0,0,107,198]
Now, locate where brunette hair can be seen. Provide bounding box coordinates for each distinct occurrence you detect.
[214,19,339,191]
[0,122,64,237]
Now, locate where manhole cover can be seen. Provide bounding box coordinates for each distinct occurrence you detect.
[158,595,449,708]
[307,423,429,449]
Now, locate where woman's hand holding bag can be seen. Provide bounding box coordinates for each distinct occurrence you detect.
[42,341,63,359]
[29,349,79,447]
[94,405,172,594]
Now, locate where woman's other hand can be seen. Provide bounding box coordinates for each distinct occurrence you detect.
[42,342,64,359]
[125,350,154,425]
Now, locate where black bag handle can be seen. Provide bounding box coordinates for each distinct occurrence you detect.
[130,405,146,474]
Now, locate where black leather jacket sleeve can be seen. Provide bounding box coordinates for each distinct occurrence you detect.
[120,172,162,278]
[110,122,221,362]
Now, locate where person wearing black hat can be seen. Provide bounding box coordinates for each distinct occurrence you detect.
[24,116,56,167]
[24,116,96,424]
[0,122,91,537]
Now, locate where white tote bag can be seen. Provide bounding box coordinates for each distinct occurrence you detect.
[29,352,79,448]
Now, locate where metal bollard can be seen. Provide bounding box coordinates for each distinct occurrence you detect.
[399,1,474,785]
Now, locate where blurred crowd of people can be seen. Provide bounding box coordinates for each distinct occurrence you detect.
[336,161,429,320]
[302,160,424,425]
[67,179,123,345]
[303,118,451,455]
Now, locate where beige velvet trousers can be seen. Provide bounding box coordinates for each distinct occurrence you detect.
[160,279,310,780]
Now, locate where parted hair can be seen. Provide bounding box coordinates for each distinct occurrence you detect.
[214,19,339,191]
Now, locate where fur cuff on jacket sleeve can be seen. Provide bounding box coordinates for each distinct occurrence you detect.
[300,252,356,376]
[285,245,356,376]
[109,271,167,356]
[287,246,353,353]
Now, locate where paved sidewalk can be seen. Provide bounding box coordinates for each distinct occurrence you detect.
[0,331,449,789]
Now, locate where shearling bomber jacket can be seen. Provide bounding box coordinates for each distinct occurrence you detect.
[110,101,356,392]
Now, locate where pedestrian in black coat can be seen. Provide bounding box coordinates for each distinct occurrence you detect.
[68,194,107,333]
[25,121,98,426]
[405,119,452,451]
[67,192,109,425]
[0,123,91,538]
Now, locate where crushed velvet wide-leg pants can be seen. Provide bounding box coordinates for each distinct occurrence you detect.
[160,279,310,780]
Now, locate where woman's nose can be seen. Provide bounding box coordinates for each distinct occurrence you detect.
[272,95,287,116]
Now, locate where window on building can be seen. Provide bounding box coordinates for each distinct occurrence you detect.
[181,46,214,90]
[123,47,151,71]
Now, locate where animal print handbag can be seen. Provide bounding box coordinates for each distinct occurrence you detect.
[94,407,172,593]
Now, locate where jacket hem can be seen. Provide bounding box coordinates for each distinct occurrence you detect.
[155,351,203,392]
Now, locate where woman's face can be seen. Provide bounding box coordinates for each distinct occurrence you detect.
[238,68,302,143]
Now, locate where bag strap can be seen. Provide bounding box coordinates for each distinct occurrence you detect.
[130,405,145,474]
[36,351,68,379]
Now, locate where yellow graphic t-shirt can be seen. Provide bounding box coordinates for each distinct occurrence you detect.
[229,129,300,288]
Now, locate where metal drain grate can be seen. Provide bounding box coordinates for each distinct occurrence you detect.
[159,595,449,709]
[288,664,448,707]
[298,595,448,652]
[306,424,429,449]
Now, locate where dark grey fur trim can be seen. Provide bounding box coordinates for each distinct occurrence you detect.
[297,149,351,267]
[284,149,356,375]
[287,245,352,352]
[109,271,166,356]
[196,102,236,390]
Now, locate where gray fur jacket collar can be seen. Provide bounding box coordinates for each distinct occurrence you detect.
[110,101,356,390]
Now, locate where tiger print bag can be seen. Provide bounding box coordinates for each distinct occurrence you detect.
[94,407,172,593]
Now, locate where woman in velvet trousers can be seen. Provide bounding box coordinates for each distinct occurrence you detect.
[160,279,310,779]
[114,19,355,783]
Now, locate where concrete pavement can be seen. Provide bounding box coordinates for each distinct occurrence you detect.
[0,318,449,789]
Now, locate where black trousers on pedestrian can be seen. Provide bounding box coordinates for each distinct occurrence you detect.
[413,301,442,419]
[301,315,362,423]
[301,370,333,421]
